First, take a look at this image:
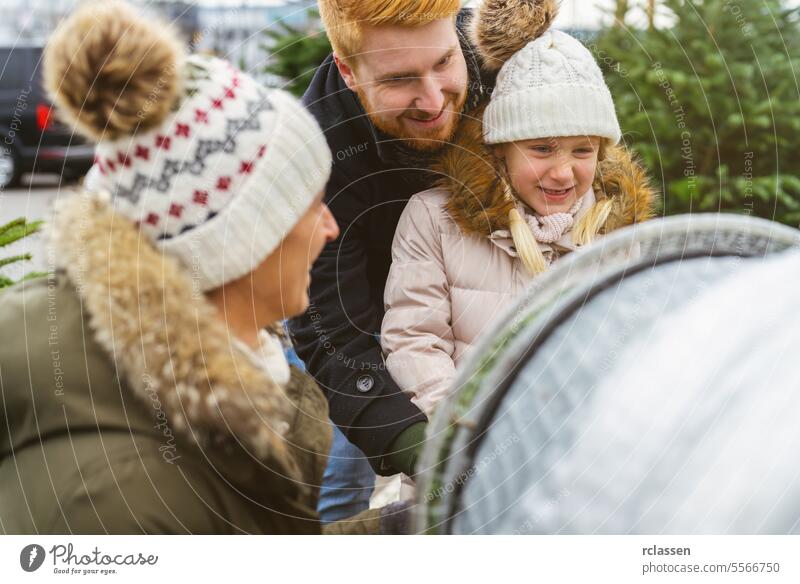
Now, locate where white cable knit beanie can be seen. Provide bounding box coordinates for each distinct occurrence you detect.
[483,30,622,146]
[44,0,331,292]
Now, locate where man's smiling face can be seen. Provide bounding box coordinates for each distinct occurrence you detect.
[336,17,469,152]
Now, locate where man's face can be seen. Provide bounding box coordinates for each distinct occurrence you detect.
[336,17,469,152]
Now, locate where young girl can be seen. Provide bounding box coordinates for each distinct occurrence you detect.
[381,23,657,417]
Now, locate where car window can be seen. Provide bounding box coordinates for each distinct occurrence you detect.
[0,47,41,91]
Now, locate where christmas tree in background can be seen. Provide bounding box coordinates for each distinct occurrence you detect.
[0,217,45,289]
[262,9,331,97]
[594,0,800,225]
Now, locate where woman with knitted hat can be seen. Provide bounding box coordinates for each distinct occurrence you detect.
[381,0,658,417]
[0,0,406,534]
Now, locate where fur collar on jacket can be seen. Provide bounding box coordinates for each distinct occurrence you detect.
[434,106,658,238]
[49,192,299,478]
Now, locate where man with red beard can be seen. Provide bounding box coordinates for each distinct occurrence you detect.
[288,0,503,523]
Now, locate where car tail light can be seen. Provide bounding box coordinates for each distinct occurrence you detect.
[36,103,54,131]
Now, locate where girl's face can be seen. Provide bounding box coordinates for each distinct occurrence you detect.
[496,136,601,216]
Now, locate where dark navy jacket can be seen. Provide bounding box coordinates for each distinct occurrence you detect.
[289,9,495,472]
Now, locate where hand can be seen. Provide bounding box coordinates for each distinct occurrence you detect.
[382,422,427,477]
[379,500,413,535]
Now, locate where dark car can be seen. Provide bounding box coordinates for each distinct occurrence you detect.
[0,43,93,189]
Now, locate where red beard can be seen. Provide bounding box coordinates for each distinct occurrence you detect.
[355,86,468,153]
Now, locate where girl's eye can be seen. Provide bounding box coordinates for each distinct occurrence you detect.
[531,146,551,153]
[575,148,595,155]
[438,55,451,67]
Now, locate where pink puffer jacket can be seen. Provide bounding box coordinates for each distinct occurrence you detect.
[381,108,657,417]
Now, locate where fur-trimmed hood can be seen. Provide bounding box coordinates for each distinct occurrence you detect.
[436,106,658,238]
[47,191,300,479]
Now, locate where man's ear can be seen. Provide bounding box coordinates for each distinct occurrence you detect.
[334,55,357,92]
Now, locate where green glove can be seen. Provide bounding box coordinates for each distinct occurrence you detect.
[382,422,427,477]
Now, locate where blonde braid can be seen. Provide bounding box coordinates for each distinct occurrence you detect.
[573,197,614,245]
[573,139,614,246]
[503,181,548,276]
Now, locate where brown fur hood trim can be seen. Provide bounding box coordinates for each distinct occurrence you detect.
[49,192,298,477]
[436,107,658,238]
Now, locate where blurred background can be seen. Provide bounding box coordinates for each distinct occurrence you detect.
[1,0,799,287]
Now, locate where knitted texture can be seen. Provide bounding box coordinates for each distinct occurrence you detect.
[526,197,583,243]
[483,30,621,145]
[84,55,332,291]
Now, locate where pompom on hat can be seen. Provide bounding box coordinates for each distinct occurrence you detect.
[470,0,559,73]
[43,0,332,292]
[471,0,621,145]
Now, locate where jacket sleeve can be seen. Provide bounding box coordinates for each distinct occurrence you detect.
[382,195,457,418]
[288,171,427,474]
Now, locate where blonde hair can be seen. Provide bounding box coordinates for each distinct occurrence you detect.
[318,0,461,60]
[504,139,614,276]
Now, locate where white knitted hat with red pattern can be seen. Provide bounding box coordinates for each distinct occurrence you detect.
[44,1,331,292]
[83,55,331,291]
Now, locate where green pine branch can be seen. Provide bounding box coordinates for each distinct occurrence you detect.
[0,218,43,248]
[0,253,32,269]
[0,217,45,290]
